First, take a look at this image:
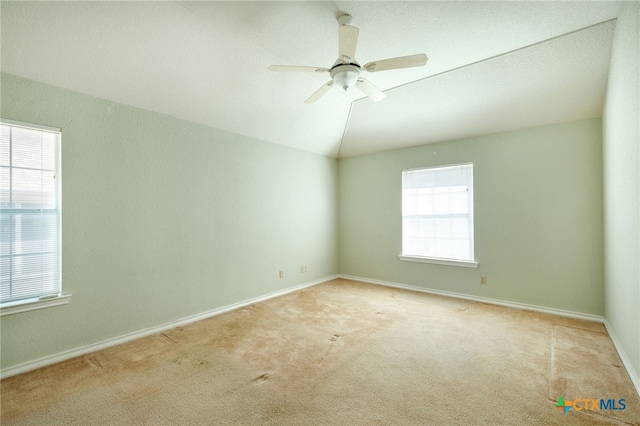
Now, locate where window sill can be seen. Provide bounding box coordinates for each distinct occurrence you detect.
[0,294,72,316]
[399,255,479,268]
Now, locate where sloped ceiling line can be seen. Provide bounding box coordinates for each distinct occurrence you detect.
[340,19,616,158]
[339,18,616,158]
[357,18,618,104]
[337,99,355,159]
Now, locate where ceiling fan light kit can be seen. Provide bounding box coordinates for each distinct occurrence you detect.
[269,14,428,104]
[330,63,361,90]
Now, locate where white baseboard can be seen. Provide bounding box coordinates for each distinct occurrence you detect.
[338,274,604,323]
[603,319,640,398]
[0,275,338,379]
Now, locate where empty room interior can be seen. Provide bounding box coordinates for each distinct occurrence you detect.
[1,1,639,424]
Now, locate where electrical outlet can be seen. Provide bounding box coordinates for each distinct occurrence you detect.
[279,270,284,278]
[300,266,305,273]
[304,265,309,273]
[480,276,487,285]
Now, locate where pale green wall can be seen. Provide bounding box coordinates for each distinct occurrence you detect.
[0,73,338,370]
[0,53,621,373]
[339,119,604,315]
[603,1,640,381]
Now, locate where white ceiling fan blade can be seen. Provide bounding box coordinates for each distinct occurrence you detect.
[363,53,428,72]
[356,78,386,102]
[269,65,329,73]
[305,81,334,104]
[338,25,359,63]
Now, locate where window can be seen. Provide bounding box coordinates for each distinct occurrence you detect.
[1,120,68,315]
[400,163,477,267]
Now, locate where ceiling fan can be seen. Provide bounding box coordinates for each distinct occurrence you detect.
[269,14,428,104]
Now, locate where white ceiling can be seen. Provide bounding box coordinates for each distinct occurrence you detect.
[0,1,620,158]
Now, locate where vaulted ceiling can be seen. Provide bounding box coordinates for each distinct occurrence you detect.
[0,1,620,158]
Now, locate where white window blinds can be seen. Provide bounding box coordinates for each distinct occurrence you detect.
[1,122,61,304]
[402,164,474,262]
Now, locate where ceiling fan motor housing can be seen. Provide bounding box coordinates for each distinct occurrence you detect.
[337,14,353,26]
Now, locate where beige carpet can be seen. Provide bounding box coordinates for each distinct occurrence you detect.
[2,279,639,425]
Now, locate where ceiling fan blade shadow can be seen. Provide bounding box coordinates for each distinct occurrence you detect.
[269,65,329,72]
[356,78,386,102]
[338,25,359,63]
[363,53,428,72]
[305,81,335,104]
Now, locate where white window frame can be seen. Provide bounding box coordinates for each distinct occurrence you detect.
[0,119,70,316]
[399,163,478,268]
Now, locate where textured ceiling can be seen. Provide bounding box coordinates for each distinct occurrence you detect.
[0,1,620,158]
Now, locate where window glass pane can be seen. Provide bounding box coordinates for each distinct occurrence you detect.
[434,218,452,238]
[41,134,57,171]
[0,167,9,208]
[452,239,471,260]
[0,257,10,300]
[416,192,431,215]
[0,122,60,305]
[0,126,9,167]
[432,190,450,215]
[11,169,56,209]
[9,212,58,255]
[402,164,474,261]
[451,218,469,239]
[0,213,11,256]
[11,127,55,170]
[436,239,453,258]
[6,252,59,298]
[402,190,416,215]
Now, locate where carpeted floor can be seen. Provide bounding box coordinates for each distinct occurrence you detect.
[1,278,639,425]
